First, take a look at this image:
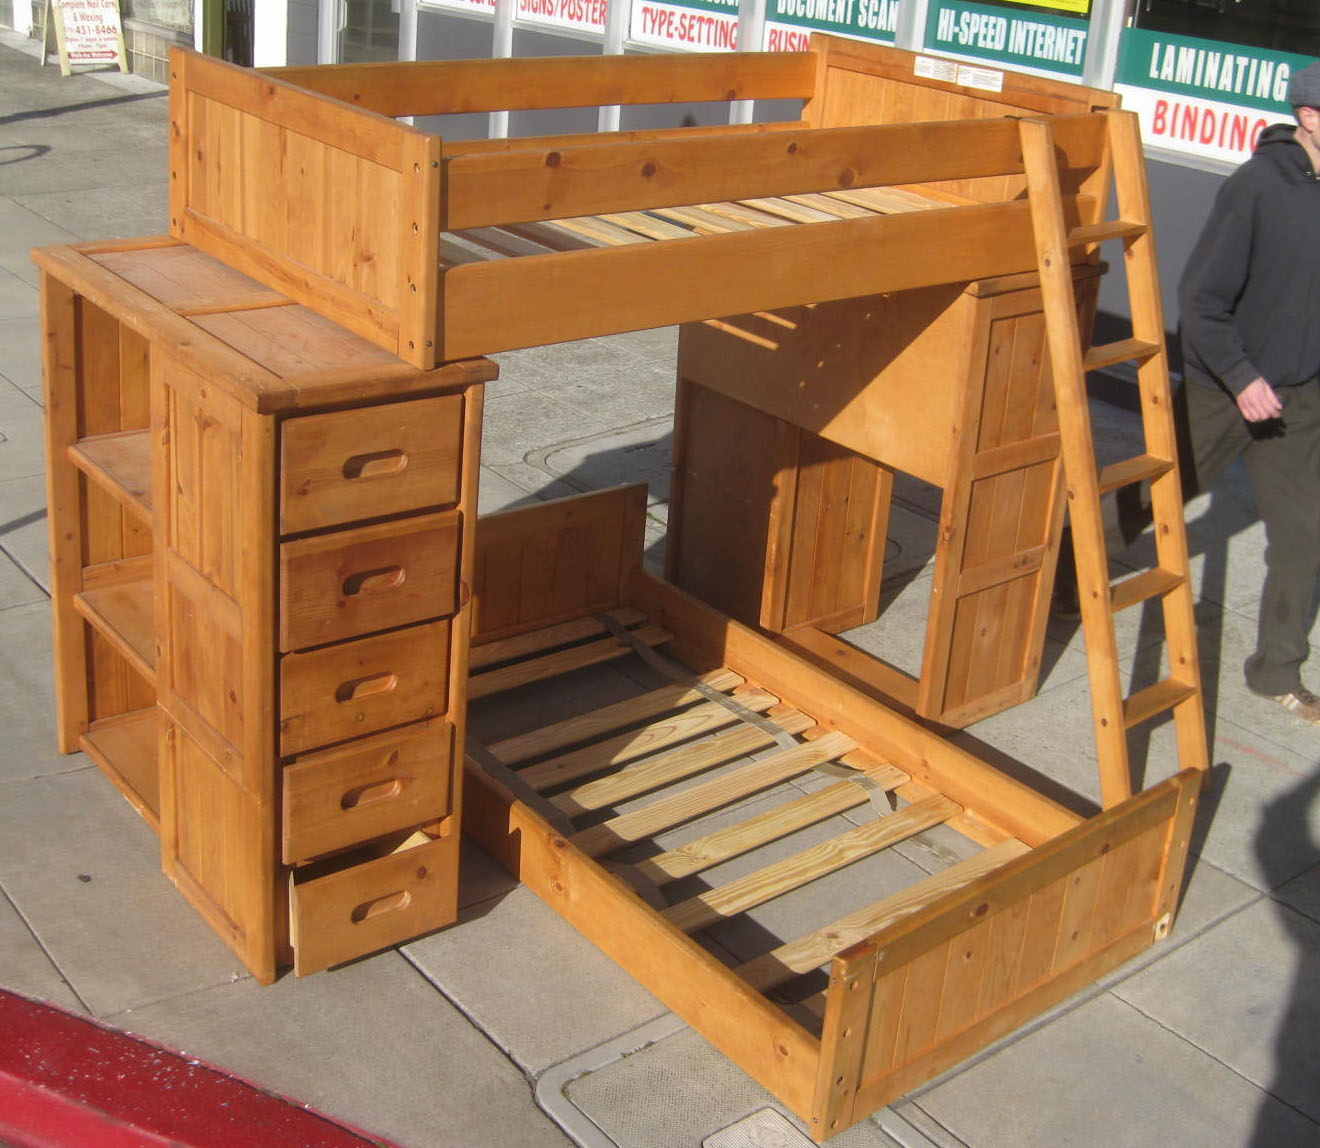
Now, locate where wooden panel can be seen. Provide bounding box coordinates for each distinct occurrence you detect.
[161,721,272,978]
[472,484,647,642]
[280,510,461,651]
[283,720,454,863]
[280,393,463,534]
[443,118,1025,230]
[266,51,818,118]
[80,708,160,829]
[291,832,459,976]
[279,618,452,756]
[677,287,971,486]
[439,199,1047,360]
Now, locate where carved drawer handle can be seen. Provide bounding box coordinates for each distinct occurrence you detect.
[334,672,398,704]
[351,889,411,923]
[340,778,405,811]
[342,449,407,480]
[342,565,406,597]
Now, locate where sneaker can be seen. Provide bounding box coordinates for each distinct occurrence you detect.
[1257,685,1320,724]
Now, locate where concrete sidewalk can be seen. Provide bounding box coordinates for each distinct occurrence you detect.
[1,30,1318,1148]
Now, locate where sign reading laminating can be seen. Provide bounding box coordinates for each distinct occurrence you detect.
[924,0,1088,79]
[1115,28,1315,165]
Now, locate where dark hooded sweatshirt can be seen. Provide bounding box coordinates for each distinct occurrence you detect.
[1179,122,1320,396]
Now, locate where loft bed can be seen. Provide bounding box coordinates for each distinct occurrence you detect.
[168,36,1118,366]
[36,33,1208,1144]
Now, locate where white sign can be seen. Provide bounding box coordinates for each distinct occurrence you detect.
[630,0,739,52]
[46,0,128,75]
[1114,84,1275,167]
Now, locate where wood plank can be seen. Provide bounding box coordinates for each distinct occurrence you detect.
[462,758,820,1120]
[663,792,959,934]
[266,52,818,118]
[68,430,153,522]
[737,838,1029,991]
[487,667,743,764]
[472,608,647,668]
[440,200,1046,360]
[570,728,877,858]
[73,577,156,685]
[598,211,696,241]
[628,571,1082,847]
[553,217,646,247]
[519,687,783,791]
[552,708,817,816]
[442,119,1025,230]
[467,624,672,700]
[80,708,160,830]
[634,762,909,885]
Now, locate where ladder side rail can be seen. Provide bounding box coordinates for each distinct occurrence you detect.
[1019,116,1135,808]
[1105,111,1209,773]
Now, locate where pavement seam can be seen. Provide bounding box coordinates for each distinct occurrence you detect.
[0,881,93,1016]
[1104,991,1320,1134]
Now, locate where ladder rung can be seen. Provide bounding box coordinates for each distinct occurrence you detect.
[1084,338,1162,372]
[1110,567,1185,612]
[1123,678,1197,729]
[1096,453,1174,495]
[1067,219,1147,247]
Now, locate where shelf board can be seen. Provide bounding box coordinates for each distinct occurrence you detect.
[80,708,160,832]
[68,429,152,524]
[74,574,156,686]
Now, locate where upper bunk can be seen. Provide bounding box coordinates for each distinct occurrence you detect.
[167,35,1120,367]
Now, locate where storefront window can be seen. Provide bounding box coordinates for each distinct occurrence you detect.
[121,0,192,31]
[1131,0,1320,56]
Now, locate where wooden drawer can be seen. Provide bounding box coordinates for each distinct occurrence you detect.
[279,510,461,652]
[283,720,454,864]
[290,831,459,976]
[280,393,464,534]
[279,618,451,756]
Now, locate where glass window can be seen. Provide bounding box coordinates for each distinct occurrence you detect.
[1131,0,1320,56]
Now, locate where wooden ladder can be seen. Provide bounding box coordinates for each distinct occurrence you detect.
[1018,111,1209,809]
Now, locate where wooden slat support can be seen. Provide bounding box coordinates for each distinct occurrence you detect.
[633,762,909,885]
[470,607,647,669]
[737,838,1031,992]
[467,624,672,700]
[551,708,816,815]
[571,727,856,857]
[488,667,744,764]
[519,687,783,791]
[663,793,961,934]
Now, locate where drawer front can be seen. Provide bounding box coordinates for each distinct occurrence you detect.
[283,720,454,864]
[291,832,459,976]
[279,619,451,756]
[280,393,464,534]
[279,510,461,651]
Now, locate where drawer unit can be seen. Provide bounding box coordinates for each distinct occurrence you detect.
[279,614,451,757]
[282,719,455,864]
[290,831,460,976]
[280,392,465,534]
[279,510,462,651]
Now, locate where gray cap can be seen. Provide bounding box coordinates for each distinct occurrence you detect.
[1287,61,1320,108]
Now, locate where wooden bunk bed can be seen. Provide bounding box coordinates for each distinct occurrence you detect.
[38,34,1206,1144]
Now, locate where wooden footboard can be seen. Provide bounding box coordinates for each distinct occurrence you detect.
[463,490,1200,1142]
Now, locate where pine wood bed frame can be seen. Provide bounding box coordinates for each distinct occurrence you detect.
[168,36,1117,366]
[39,34,1206,1143]
[461,483,1200,1142]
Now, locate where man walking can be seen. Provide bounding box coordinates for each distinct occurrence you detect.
[1179,61,1320,722]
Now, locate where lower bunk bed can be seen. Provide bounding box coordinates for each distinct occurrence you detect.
[460,483,1201,1142]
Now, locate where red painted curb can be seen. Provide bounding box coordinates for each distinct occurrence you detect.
[0,990,401,1148]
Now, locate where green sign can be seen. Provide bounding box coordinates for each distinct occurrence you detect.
[925,0,1088,77]
[1116,28,1313,116]
[767,0,897,41]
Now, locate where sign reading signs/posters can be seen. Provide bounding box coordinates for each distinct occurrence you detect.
[630,0,740,52]
[421,0,605,35]
[762,0,898,54]
[1115,28,1313,166]
[925,0,1088,79]
[44,0,128,76]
